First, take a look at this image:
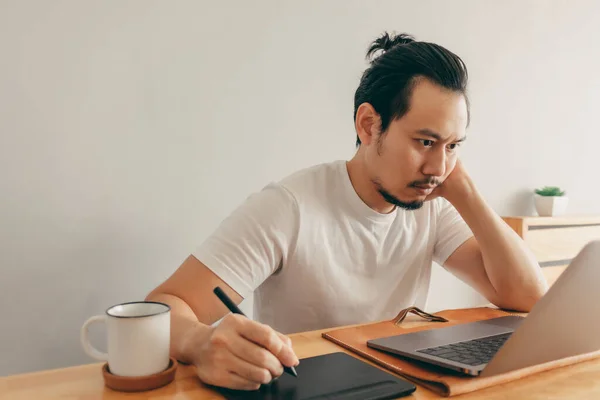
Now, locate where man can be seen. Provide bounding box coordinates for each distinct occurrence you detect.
[146,32,547,391]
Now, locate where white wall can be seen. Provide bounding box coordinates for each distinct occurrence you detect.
[1,0,599,376]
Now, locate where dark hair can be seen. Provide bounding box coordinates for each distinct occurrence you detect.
[354,32,470,146]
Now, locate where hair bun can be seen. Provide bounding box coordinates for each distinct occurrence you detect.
[366,32,415,61]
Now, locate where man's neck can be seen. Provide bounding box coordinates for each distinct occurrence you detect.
[345,157,396,214]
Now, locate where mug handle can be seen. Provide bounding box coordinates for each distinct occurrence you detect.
[80,315,109,361]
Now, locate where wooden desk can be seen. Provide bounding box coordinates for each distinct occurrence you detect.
[2,325,600,399]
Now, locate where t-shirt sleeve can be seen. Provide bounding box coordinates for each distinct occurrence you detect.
[192,183,299,299]
[433,198,474,266]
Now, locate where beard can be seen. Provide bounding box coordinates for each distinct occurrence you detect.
[377,187,424,210]
[373,177,441,211]
[374,182,424,210]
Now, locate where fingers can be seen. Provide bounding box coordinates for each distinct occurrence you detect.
[226,373,262,391]
[198,365,262,391]
[224,330,284,378]
[275,332,300,366]
[235,317,299,368]
[196,346,270,390]
[224,351,274,386]
[197,314,300,391]
[276,332,293,348]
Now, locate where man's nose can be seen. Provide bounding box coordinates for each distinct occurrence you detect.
[422,148,446,178]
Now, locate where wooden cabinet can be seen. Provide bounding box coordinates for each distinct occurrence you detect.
[502,216,600,286]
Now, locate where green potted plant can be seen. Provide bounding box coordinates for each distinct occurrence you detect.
[534,186,568,216]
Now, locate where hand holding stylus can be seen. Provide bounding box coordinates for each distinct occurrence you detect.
[191,286,300,391]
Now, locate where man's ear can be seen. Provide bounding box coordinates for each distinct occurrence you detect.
[355,103,381,146]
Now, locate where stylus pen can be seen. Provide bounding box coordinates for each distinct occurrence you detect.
[213,286,298,378]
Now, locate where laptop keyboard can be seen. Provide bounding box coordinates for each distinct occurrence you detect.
[417,332,512,366]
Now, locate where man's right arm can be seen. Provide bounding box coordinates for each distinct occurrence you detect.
[145,255,241,363]
[146,255,299,390]
[144,183,301,390]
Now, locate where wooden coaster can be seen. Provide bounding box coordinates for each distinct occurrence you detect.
[102,357,178,392]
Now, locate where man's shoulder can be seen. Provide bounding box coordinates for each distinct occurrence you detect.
[276,160,345,194]
[241,160,343,213]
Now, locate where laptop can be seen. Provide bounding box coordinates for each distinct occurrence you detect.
[367,240,600,377]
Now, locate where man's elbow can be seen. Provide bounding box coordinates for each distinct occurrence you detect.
[493,284,548,313]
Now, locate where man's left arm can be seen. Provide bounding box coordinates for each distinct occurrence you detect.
[436,162,548,312]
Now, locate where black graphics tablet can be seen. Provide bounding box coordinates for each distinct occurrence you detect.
[217,352,416,399]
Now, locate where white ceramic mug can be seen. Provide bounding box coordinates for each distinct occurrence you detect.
[80,301,171,377]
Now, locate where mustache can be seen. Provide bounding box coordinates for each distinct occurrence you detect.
[409,178,441,187]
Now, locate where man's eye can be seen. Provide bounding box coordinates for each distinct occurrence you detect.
[419,139,434,147]
[447,143,461,152]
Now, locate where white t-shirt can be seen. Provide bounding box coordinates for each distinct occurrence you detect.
[193,160,473,334]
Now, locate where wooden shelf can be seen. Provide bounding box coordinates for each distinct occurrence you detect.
[502,215,600,286]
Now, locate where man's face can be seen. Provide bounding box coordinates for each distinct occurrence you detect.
[363,78,469,210]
